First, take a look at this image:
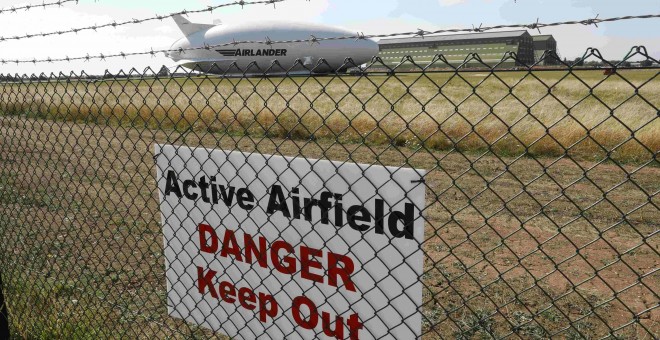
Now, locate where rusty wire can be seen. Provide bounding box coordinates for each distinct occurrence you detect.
[0,0,79,15]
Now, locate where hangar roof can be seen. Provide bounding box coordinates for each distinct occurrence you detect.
[532,35,556,42]
[378,30,530,46]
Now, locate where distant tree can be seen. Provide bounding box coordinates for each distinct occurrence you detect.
[573,57,584,66]
[157,66,170,77]
[610,60,632,67]
[640,60,653,67]
[584,60,603,67]
[608,60,621,66]
[102,69,114,79]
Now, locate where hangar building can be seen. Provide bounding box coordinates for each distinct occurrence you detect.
[532,35,560,65]
[376,30,537,68]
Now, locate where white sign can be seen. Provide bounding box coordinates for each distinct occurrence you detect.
[155,144,426,339]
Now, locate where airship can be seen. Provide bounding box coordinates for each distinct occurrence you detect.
[167,15,379,74]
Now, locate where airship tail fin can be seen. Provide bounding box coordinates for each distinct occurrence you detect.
[172,14,215,36]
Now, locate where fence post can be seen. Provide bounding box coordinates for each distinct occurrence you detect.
[0,272,9,340]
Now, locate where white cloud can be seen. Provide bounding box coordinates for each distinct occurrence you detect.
[536,24,659,61]
[0,5,176,75]
[154,25,177,34]
[349,14,446,39]
[439,0,467,6]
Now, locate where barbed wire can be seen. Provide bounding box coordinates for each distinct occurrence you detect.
[1,13,659,65]
[0,0,79,15]
[0,0,290,43]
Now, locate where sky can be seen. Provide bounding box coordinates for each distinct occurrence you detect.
[0,0,658,75]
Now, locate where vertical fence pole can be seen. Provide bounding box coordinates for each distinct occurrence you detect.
[0,272,9,340]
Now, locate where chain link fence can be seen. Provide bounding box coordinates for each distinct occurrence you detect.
[0,49,658,339]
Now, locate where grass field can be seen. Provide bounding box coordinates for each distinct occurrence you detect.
[0,69,658,338]
[1,69,658,163]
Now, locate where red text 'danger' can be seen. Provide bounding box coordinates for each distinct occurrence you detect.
[198,223,358,293]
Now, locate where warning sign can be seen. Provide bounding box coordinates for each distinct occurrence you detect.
[155,144,426,339]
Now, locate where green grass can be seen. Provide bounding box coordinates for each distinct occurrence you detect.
[4,275,105,339]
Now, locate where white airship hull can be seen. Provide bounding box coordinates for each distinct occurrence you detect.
[168,19,378,75]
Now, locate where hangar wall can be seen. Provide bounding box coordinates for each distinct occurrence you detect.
[376,30,552,69]
[533,35,560,65]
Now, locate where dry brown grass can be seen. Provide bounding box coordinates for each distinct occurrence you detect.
[0,112,657,339]
[1,69,658,164]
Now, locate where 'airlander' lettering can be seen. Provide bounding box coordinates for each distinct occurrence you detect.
[164,171,417,240]
[216,49,288,57]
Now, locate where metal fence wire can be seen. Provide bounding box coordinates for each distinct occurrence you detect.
[0,48,658,339]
